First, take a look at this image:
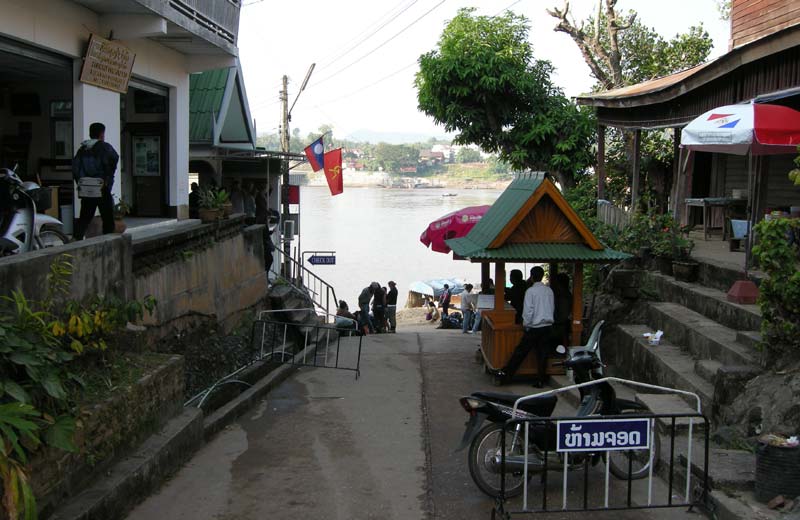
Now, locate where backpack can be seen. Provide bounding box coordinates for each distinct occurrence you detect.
[73,145,104,181]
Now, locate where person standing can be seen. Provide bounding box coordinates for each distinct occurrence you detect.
[188,182,200,219]
[506,269,527,324]
[459,284,475,333]
[72,122,119,240]
[495,266,554,387]
[243,183,256,223]
[254,184,268,225]
[439,284,452,317]
[229,180,244,215]
[372,285,387,333]
[358,284,374,333]
[386,281,398,333]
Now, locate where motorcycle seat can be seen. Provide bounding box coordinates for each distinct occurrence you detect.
[472,391,557,417]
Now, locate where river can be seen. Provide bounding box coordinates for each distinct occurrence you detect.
[297,186,530,308]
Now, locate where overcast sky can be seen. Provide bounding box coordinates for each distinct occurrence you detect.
[238,0,730,141]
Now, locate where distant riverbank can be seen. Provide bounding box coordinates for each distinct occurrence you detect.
[298,168,512,190]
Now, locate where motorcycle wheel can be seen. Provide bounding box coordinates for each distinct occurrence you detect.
[607,411,661,481]
[468,422,537,498]
[37,227,69,249]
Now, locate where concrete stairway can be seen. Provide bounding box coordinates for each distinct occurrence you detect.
[607,270,763,421]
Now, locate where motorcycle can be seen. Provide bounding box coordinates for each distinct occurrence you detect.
[0,167,68,255]
[457,320,661,498]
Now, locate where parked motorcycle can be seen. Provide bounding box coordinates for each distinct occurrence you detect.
[0,167,68,255]
[457,321,661,498]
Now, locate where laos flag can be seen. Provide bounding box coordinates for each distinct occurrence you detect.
[304,136,324,172]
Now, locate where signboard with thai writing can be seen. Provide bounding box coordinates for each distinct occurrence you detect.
[79,34,135,94]
[556,418,650,453]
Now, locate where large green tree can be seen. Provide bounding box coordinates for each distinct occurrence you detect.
[415,8,595,189]
[372,143,419,173]
[548,0,713,208]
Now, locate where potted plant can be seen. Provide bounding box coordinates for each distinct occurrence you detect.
[671,228,698,282]
[217,189,232,217]
[651,228,674,276]
[198,188,222,223]
[113,196,131,233]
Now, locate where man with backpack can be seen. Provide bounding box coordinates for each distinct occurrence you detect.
[72,122,119,240]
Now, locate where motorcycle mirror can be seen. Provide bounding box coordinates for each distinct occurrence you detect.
[555,345,566,355]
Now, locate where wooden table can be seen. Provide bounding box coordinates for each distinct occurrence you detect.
[684,197,747,241]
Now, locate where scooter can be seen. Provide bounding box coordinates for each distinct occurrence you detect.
[0,167,68,255]
[457,321,660,498]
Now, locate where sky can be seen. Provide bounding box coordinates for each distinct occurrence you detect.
[237,0,731,142]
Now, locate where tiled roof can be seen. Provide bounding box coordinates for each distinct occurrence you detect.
[461,172,546,250]
[189,68,230,143]
[446,240,631,262]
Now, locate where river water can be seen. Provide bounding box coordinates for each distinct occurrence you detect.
[297,186,527,308]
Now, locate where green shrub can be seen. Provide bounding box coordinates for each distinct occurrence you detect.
[752,217,800,362]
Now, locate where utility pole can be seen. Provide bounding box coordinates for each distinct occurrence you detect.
[278,65,315,279]
[280,75,291,278]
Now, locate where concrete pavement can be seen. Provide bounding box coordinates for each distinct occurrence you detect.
[126,327,706,520]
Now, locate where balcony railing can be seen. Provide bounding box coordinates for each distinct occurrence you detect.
[168,0,241,45]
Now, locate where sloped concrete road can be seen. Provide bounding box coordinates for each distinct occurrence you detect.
[126,327,703,520]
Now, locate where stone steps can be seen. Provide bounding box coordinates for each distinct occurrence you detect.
[611,324,715,415]
[645,302,757,367]
[640,271,761,331]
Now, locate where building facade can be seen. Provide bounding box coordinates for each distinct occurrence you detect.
[0,0,240,221]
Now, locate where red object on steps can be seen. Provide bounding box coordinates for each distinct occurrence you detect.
[727,280,759,305]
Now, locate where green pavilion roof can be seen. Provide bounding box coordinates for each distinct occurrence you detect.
[446,172,630,263]
[189,68,230,143]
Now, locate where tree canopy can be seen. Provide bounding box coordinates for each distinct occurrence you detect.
[548,0,713,208]
[415,8,594,189]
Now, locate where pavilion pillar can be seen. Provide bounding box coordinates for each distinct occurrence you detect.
[494,262,505,312]
[571,262,584,346]
[631,129,641,212]
[597,124,606,201]
[481,262,490,292]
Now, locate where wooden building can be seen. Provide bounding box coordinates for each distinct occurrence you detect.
[447,172,630,377]
[577,0,800,239]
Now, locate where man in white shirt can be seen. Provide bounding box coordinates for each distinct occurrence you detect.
[495,266,554,387]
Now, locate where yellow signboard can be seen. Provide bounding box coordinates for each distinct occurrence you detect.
[79,34,136,94]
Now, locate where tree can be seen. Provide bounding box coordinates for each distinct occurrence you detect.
[456,147,482,163]
[372,143,419,173]
[415,8,595,189]
[548,0,713,207]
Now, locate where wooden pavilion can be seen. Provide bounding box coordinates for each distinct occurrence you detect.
[447,172,630,377]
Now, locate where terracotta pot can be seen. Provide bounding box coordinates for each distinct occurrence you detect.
[656,256,673,276]
[672,260,699,283]
[198,207,219,223]
[114,219,127,234]
[222,203,233,217]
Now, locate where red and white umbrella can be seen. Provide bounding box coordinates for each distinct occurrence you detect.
[420,205,490,254]
[681,103,800,155]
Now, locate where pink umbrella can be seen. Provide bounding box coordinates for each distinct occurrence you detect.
[420,205,490,254]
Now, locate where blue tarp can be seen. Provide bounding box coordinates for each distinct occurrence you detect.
[408,278,466,298]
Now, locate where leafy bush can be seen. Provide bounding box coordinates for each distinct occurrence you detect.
[0,255,155,518]
[752,217,800,362]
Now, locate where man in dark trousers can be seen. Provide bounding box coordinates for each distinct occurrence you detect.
[72,122,119,240]
[495,266,554,387]
[386,281,398,333]
[439,283,452,317]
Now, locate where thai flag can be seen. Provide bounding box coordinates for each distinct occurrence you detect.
[304,136,324,172]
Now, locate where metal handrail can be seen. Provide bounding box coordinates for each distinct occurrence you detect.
[276,251,338,319]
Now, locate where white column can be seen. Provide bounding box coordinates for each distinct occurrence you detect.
[170,78,190,218]
[72,59,121,214]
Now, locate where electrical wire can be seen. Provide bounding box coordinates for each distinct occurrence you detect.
[308,0,447,89]
[319,0,419,70]
[315,61,417,106]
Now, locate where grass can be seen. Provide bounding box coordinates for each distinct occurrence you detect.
[70,351,168,405]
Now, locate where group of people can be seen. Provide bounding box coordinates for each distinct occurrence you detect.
[493,266,573,388]
[425,280,495,333]
[337,281,398,335]
[189,180,277,226]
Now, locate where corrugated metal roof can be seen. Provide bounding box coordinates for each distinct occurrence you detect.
[189,68,230,142]
[576,63,710,104]
[463,172,546,249]
[446,240,631,262]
